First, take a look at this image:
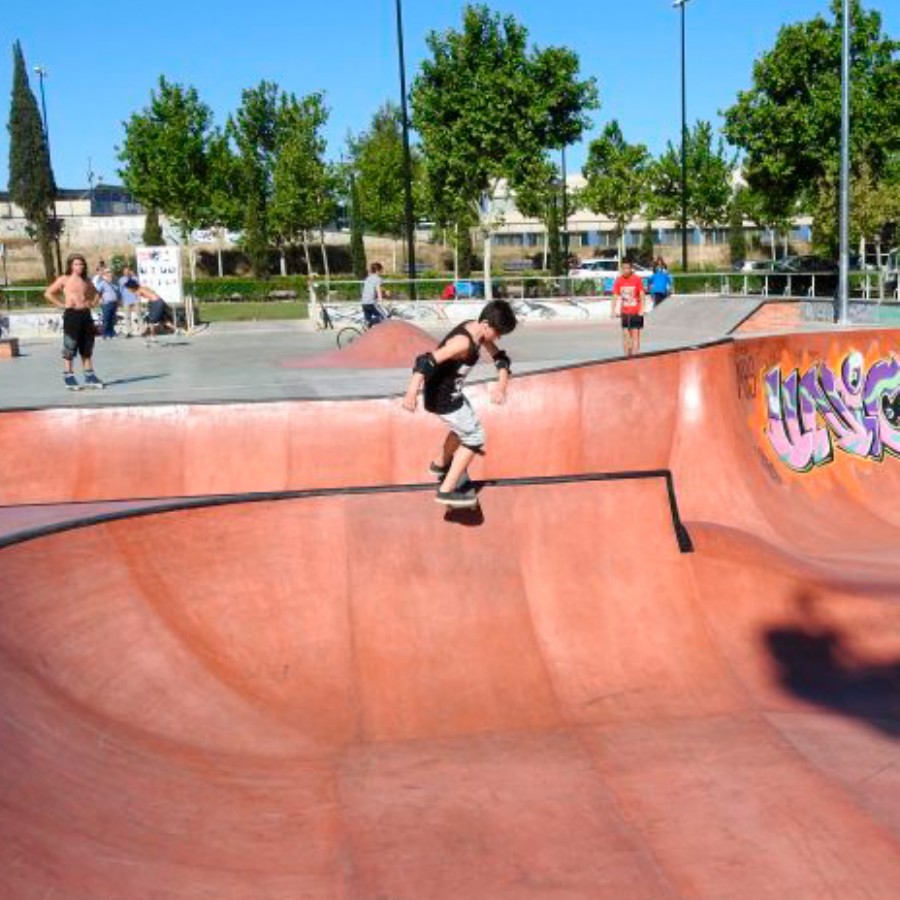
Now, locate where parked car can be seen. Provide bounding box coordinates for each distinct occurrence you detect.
[733,259,772,272]
[448,280,508,300]
[768,255,838,296]
[568,257,652,293]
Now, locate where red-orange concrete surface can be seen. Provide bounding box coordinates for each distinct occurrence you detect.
[1,328,899,897]
[284,319,437,369]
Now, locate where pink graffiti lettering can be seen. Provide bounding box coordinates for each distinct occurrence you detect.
[764,351,900,472]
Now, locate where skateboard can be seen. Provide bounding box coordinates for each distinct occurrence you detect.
[431,466,480,510]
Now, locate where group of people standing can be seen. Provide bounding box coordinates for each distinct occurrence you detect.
[91,260,142,340]
[44,252,172,391]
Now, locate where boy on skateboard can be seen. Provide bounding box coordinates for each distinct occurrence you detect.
[402,300,518,508]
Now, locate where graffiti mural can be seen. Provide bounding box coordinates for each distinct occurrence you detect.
[764,350,900,472]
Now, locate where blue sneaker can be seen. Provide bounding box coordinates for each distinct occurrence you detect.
[63,373,81,391]
[83,371,105,389]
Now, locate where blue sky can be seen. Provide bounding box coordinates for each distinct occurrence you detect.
[2,0,897,190]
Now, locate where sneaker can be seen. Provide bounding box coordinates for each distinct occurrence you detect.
[83,371,105,389]
[435,489,478,509]
[63,373,81,391]
[429,461,450,479]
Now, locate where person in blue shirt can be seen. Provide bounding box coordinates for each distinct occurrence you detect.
[95,266,121,338]
[649,257,673,307]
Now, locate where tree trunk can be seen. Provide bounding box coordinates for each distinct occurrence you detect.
[483,232,493,301]
[542,228,548,270]
[319,228,331,292]
[279,249,287,277]
[302,234,313,276]
[770,229,777,261]
[39,235,55,281]
[216,229,224,278]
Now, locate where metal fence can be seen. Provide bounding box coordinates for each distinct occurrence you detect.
[3,269,897,314]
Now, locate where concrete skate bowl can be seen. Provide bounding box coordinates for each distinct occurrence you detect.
[1,328,900,897]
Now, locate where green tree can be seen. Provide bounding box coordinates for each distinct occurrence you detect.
[119,77,221,277]
[639,223,655,266]
[348,170,367,279]
[350,102,424,273]
[649,120,734,239]
[723,1,900,214]
[515,159,569,275]
[7,41,59,279]
[581,121,651,257]
[142,207,164,245]
[351,103,411,238]
[270,92,332,275]
[411,4,597,297]
[813,159,900,260]
[229,81,280,277]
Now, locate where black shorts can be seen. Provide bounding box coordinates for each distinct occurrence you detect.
[62,308,95,360]
[147,299,170,325]
[621,313,644,330]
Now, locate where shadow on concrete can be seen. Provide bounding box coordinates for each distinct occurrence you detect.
[105,374,170,387]
[764,592,900,738]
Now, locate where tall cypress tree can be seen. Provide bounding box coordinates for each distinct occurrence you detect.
[7,41,58,279]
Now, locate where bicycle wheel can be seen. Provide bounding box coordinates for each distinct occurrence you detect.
[337,325,363,349]
[413,305,440,320]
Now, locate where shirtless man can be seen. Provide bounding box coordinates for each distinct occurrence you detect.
[44,253,105,389]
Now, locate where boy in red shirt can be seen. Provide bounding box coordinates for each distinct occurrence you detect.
[612,260,645,357]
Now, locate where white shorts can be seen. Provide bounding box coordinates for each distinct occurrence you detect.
[437,396,485,448]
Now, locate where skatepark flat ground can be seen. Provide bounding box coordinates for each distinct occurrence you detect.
[0,296,772,409]
[1,296,898,899]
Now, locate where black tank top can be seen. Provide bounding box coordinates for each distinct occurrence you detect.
[423,321,480,414]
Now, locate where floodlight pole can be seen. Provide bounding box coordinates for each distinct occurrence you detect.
[561,146,570,286]
[837,0,851,324]
[394,0,417,299]
[673,0,691,272]
[34,65,63,275]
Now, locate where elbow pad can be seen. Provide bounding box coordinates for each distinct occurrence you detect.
[413,352,437,376]
[494,350,511,372]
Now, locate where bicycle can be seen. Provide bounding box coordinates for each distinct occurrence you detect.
[335,304,396,349]
[511,298,558,321]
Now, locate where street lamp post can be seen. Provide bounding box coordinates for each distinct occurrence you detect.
[837,0,851,324]
[33,65,62,274]
[394,0,418,299]
[673,0,691,272]
[561,147,570,292]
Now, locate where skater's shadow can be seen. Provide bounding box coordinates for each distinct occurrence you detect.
[443,483,486,527]
[764,591,900,738]
[105,374,170,387]
[443,505,485,527]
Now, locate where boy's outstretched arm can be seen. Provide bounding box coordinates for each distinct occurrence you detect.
[402,371,424,411]
[484,341,512,404]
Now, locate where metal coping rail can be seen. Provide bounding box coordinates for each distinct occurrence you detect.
[0,469,693,554]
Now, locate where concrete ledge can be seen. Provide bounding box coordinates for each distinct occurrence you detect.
[0,338,20,358]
